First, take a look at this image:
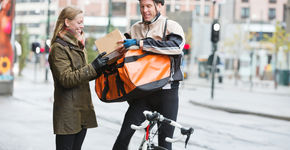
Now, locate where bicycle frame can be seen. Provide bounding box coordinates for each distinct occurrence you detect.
[132,120,161,150]
[143,120,164,150]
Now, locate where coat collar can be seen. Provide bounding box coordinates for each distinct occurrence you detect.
[139,15,166,26]
[58,28,85,50]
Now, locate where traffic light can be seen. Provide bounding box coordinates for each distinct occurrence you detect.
[45,39,51,53]
[211,20,220,43]
[183,43,190,55]
[31,42,40,53]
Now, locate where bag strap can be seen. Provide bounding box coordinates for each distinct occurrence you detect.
[115,71,126,96]
[55,37,77,50]
[55,37,68,47]
[162,19,168,41]
[124,53,149,63]
[101,73,110,100]
[124,19,167,64]
[101,71,127,100]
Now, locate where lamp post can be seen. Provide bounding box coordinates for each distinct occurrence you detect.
[107,0,112,33]
[45,0,51,82]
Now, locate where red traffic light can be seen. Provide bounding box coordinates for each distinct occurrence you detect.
[184,43,190,50]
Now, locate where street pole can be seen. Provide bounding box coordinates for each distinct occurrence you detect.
[107,0,112,33]
[45,0,51,82]
[211,43,217,99]
[249,51,254,91]
[210,0,218,99]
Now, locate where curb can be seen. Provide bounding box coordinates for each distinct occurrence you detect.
[189,100,290,122]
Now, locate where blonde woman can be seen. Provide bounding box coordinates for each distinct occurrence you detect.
[48,6,108,150]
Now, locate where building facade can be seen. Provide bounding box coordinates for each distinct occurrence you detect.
[15,0,57,44]
[14,0,288,50]
[56,0,218,37]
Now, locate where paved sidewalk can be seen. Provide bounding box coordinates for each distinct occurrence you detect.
[182,77,290,121]
[1,63,290,150]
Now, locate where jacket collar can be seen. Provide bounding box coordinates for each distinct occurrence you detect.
[141,14,165,26]
[58,28,85,50]
[143,12,161,25]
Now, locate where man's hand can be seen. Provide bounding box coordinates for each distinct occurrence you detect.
[116,40,127,54]
[123,39,139,48]
[91,52,109,72]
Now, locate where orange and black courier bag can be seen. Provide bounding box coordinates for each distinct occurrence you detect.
[95,48,171,102]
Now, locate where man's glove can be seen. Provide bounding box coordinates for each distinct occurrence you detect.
[123,39,139,48]
[91,52,109,73]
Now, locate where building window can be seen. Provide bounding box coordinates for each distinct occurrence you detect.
[204,5,210,16]
[16,11,28,15]
[49,10,55,15]
[250,32,273,41]
[16,0,45,2]
[16,0,28,3]
[112,2,126,16]
[242,0,249,2]
[175,5,180,11]
[195,5,200,16]
[241,7,250,19]
[269,0,276,3]
[30,0,45,2]
[283,4,287,22]
[29,10,41,15]
[28,23,40,28]
[268,8,276,20]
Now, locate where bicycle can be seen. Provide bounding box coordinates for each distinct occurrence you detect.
[131,110,194,150]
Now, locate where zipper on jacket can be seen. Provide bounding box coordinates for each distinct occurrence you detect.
[145,24,150,38]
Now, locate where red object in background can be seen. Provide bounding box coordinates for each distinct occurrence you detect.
[0,0,15,76]
[4,21,12,34]
[184,43,190,50]
[40,48,45,53]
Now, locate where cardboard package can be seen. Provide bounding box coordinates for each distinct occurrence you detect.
[95,29,125,64]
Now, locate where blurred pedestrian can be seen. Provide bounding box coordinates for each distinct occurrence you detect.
[48,6,108,150]
[112,0,185,149]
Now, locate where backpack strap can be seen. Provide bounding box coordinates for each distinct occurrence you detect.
[162,19,168,41]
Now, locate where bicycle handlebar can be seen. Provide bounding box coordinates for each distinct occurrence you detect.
[166,127,194,148]
[144,110,184,129]
[132,110,194,148]
[131,120,149,130]
[165,136,183,143]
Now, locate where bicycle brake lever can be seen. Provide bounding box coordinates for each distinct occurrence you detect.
[184,134,190,148]
[184,128,194,148]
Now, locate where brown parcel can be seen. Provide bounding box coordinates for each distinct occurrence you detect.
[95,29,125,64]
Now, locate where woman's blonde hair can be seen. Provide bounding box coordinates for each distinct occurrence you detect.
[51,6,83,44]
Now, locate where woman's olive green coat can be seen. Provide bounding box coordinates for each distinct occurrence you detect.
[48,36,98,135]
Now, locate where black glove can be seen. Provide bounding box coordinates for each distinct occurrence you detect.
[91,52,109,73]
